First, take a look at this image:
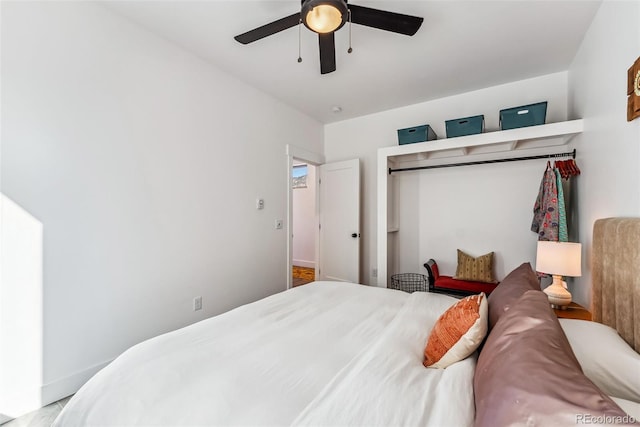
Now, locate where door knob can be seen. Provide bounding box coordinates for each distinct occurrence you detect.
[351,233,360,238]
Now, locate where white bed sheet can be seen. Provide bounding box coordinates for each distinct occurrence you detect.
[293,291,476,427]
[53,281,475,427]
[611,397,640,421]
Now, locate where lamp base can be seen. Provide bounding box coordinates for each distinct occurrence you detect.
[543,275,572,308]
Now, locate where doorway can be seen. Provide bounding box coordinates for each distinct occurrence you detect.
[285,144,361,289]
[285,144,324,290]
[291,162,317,287]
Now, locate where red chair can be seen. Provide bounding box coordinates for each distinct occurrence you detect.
[423,259,498,297]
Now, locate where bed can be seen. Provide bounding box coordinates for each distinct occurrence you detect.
[53,282,476,426]
[53,218,640,426]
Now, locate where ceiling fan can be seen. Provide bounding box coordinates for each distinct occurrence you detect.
[234,0,423,75]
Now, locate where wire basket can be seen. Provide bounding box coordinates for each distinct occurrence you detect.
[390,273,428,293]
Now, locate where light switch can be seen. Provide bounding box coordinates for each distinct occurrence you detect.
[256,198,264,210]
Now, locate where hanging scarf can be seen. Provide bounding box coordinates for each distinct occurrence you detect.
[555,168,568,242]
[531,163,559,241]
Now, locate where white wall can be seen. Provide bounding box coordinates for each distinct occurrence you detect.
[0,196,44,423]
[325,72,569,284]
[0,1,322,417]
[292,164,316,268]
[568,0,640,307]
[414,158,549,279]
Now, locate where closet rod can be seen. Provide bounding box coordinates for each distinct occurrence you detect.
[388,148,577,174]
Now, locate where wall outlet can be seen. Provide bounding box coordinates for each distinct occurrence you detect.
[275,219,283,229]
[193,296,202,311]
[372,268,377,278]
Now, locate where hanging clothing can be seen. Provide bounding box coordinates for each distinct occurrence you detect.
[531,163,559,241]
[555,168,568,242]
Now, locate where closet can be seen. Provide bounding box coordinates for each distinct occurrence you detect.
[376,119,584,287]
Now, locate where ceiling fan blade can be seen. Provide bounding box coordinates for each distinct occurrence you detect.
[234,12,301,44]
[318,32,336,75]
[348,4,423,36]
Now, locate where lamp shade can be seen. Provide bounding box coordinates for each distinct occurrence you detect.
[302,0,347,34]
[536,241,582,277]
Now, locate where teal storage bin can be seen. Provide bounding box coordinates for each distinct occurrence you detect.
[398,125,438,145]
[445,115,484,138]
[500,102,548,130]
[397,125,437,145]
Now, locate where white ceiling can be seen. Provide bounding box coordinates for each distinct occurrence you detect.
[103,1,601,124]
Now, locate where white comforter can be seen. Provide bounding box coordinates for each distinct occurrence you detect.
[53,282,475,427]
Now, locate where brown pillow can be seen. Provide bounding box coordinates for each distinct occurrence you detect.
[423,293,488,369]
[453,250,496,283]
[487,262,540,329]
[474,290,631,427]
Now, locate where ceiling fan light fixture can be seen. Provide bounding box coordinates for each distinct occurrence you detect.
[302,0,347,34]
[235,1,424,74]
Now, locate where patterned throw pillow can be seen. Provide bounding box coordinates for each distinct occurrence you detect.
[423,293,488,368]
[454,250,497,283]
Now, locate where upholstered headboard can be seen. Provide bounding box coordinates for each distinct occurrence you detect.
[592,218,640,353]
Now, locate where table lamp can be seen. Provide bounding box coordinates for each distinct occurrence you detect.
[535,241,582,309]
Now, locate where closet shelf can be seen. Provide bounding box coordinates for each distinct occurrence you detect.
[381,119,583,164]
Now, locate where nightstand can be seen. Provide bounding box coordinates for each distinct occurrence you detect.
[553,302,592,321]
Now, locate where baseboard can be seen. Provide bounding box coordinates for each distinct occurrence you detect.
[293,259,315,269]
[40,358,114,407]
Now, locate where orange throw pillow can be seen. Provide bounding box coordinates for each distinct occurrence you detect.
[423,293,488,368]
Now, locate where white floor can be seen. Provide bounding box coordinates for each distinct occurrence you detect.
[1,397,72,427]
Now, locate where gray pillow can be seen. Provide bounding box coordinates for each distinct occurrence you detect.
[486,262,539,329]
[475,290,631,427]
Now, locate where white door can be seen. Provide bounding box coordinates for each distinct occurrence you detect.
[318,159,360,283]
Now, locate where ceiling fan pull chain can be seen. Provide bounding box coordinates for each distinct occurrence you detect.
[347,9,353,54]
[297,18,303,63]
